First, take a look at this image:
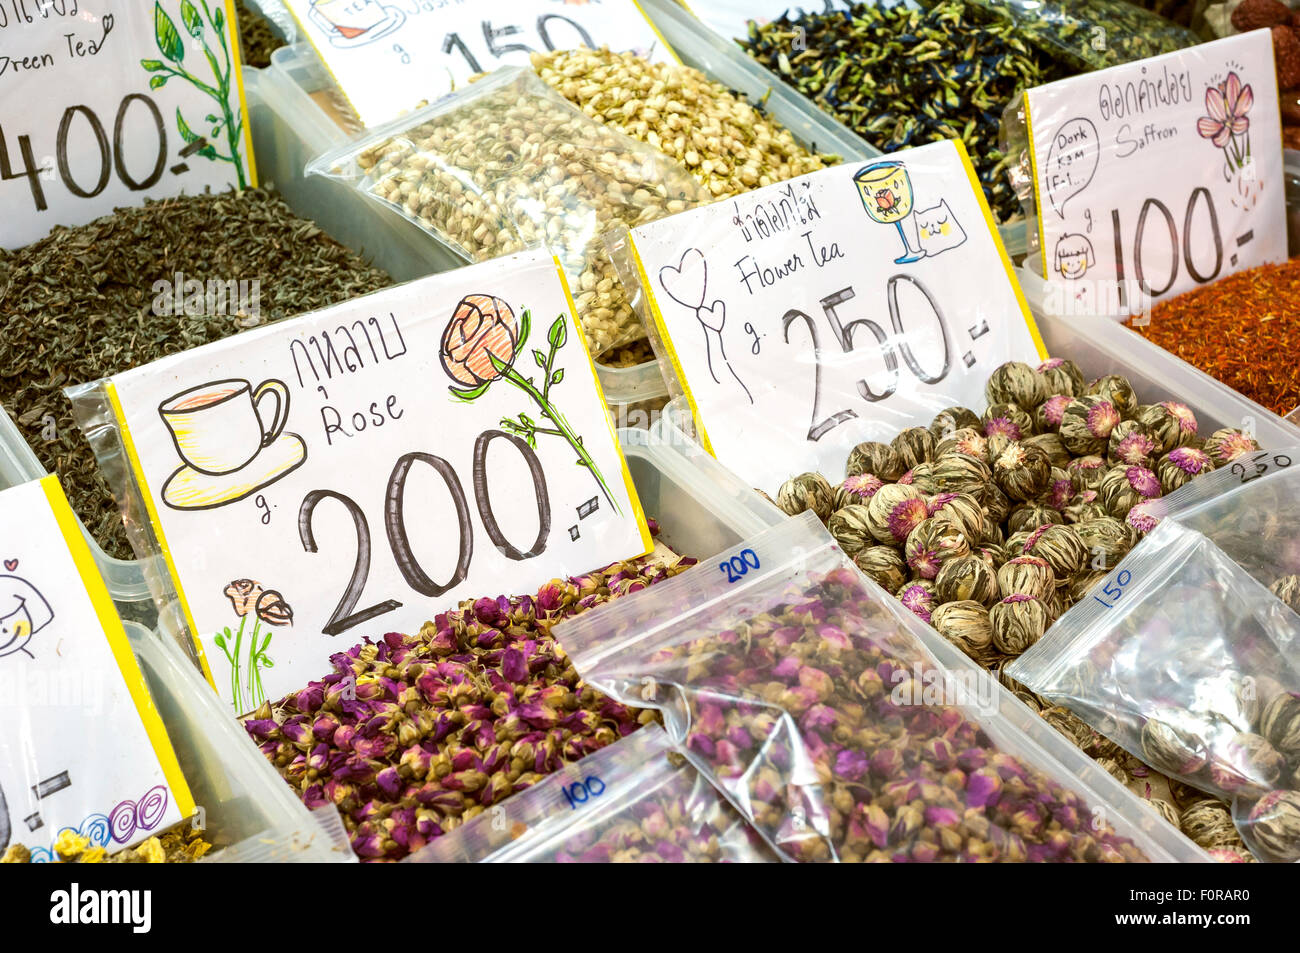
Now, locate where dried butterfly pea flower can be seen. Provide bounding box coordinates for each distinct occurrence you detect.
[835,473,886,510]
[777,472,836,522]
[993,442,1051,502]
[1203,428,1262,466]
[1107,420,1159,468]
[1136,401,1200,454]
[1156,446,1215,494]
[1034,394,1073,435]
[1059,397,1121,456]
[985,361,1046,410]
[1179,800,1241,850]
[934,427,988,463]
[929,406,982,440]
[990,594,1049,655]
[897,580,938,624]
[866,484,928,546]
[982,403,1034,442]
[1022,523,1087,583]
[1023,432,1071,469]
[828,504,875,559]
[853,546,908,594]
[904,515,970,580]
[1087,375,1138,420]
[934,554,1000,607]
[1037,357,1085,399]
[1007,504,1061,535]
[847,441,905,481]
[930,600,994,661]
[1245,790,1300,862]
[1097,465,1162,518]
[890,426,936,470]
[1258,692,1300,759]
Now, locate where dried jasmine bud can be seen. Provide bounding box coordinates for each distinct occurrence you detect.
[1039,705,1093,750]
[983,402,1034,441]
[1068,569,1109,603]
[835,472,886,511]
[1037,357,1085,398]
[1137,401,1200,454]
[1245,791,1300,862]
[931,600,995,661]
[990,594,1050,655]
[981,483,1012,527]
[1087,375,1138,419]
[930,406,981,439]
[993,442,1052,502]
[1268,575,1300,614]
[1022,523,1087,583]
[866,483,928,546]
[853,546,908,594]
[897,579,938,624]
[904,515,971,580]
[1007,504,1062,535]
[1073,518,1139,570]
[847,441,905,481]
[1156,446,1215,494]
[1064,492,1108,525]
[930,452,992,498]
[1107,420,1159,468]
[926,492,986,541]
[1211,732,1285,794]
[1140,715,1210,776]
[1040,468,1074,512]
[1143,798,1182,830]
[1203,428,1262,466]
[1258,692,1300,759]
[1023,432,1071,469]
[1097,465,1162,518]
[934,427,988,462]
[1067,455,1108,494]
[985,361,1046,409]
[934,554,1000,607]
[777,472,835,522]
[1179,800,1240,850]
[1125,500,1164,535]
[827,504,875,559]
[891,426,936,469]
[997,556,1056,601]
[1035,394,1073,435]
[1059,397,1121,456]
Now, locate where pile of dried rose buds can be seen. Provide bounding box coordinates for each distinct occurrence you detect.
[245,538,696,862]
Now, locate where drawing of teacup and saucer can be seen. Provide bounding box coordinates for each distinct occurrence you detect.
[308,0,406,48]
[157,379,307,511]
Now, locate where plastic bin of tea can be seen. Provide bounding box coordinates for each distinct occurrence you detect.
[124,620,352,862]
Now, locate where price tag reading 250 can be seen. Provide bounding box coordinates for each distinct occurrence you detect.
[103,250,651,716]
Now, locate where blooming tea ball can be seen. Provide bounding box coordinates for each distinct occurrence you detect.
[1034,394,1073,434]
[891,426,936,470]
[1156,446,1214,493]
[983,402,1034,442]
[1246,790,1300,862]
[1008,503,1062,535]
[1023,523,1087,582]
[1003,528,1034,556]
[926,492,986,541]
[1137,401,1199,453]
[1067,454,1108,494]
[930,451,992,497]
[1059,396,1121,455]
[1125,500,1164,534]
[934,427,988,462]
[1212,732,1285,794]
[1087,374,1138,419]
[905,515,970,579]
[1064,491,1108,525]
[897,580,938,624]
[930,406,981,440]
[1107,420,1158,468]
[997,555,1056,601]
[985,361,1046,409]
[931,600,994,660]
[1140,714,1210,777]
[1039,467,1073,511]
[1037,357,1085,398]
[1179,800,1240,850]
[1268,575,1300,614]
[846,441,905,481]
[1073,517,1139,570]
[990,594,1050,655]
[1258,692,1300,760]
[1098,464,1162,517]
[854,546,908,594]
[834,472,886,511]
[1023,432,1071,469]
[866,483,928,545]
[1143,798,1182,831]
[993,441,1051,502]
[827,504,875,559]
[1039,705,1094,750]
[1067,569,1109,603]
[777,472,835,521]
[935,554,1000,606]
[981,482,1012,527]
[1203,428,1261,466]
[972,545,1006,572]
[902,461,939,494]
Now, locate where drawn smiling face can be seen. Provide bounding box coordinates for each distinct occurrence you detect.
[0,606,32,658]
[1058,251,1089,279]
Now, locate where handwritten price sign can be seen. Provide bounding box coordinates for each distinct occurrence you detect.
[1026,31,1285,319]
[282,0,675,127]
[628,139,1044,495]
[99,250,650,715]
[0,1,255,250]
[679,0,852,41]
[0,476,192,860]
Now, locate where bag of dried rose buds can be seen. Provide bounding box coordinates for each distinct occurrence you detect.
[1009,518,1300,862]
[556,512,1204,862]
[406,724,775,863]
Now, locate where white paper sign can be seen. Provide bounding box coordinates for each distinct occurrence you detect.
[629,139,1044,495]
[0,476,192,860]
[1026,30,1286,319]
[283,0,675,127]
[681,0,851,42]
[105,251,650,714]
[0,1,256,250]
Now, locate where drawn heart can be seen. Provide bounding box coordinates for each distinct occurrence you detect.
[3,559,16,572]
[697,299,726,332]
[658,248,708,311]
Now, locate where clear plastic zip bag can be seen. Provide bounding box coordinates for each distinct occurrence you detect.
[308,67,708,358]
[407,724,774,862]
[555,512,1205,862]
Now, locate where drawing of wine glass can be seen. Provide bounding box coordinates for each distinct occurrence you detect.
[853,160,925,264]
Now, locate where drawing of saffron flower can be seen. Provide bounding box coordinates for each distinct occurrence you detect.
[1197,71,1253,174]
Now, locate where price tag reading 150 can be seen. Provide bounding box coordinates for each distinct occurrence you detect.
[1025,30,1285,318]
[0,1,255,250]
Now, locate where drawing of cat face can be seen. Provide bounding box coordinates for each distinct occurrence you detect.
[915,200,967,256]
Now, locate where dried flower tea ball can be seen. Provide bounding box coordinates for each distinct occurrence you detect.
[1097,465,1162,517]
[930,452,992,497]
[1003,528,1034,555]
[1125,500,1164,534]
[1023,432,1071,469]
[1143,798,1182,830]
[891,426,936,470]
[905,515,970,579]
[1073,517,1139,569]
[1140,714,1210,776]
[904,460,939,494]
[934,427,988,462]
[1245,791,1300,862]
[853,546,908,594]
[1156,446,1215,494]
[897,579,938,623]
[866,483,928,546]
[1037,357,1085,398]
[1087,374,1138,419]
[1258,692,1300,760]
[930,406,981,439]
[835,472,886,510]
[1211,732,1285,794]
[934,554,1000,606]
[1207,847,1255,863]
[990,594,1050,655]
[1203,428,1261,466]
[1268,575,1300,613]
[986,361,1046,409]
[1107,420,1159,467]
[993,441,1052,502]
[931,600,994,660]
[1179,800,1240,850]
[1035,394,1073,434]
[827,504,875,559]
[1167,778,1206,810]
[926,492,986,541]
[1067,454,1108,494]
[1040,468,1074,511]
[983,402,1034,441]
[1007,504,1062,535]
[997,555,1056,601]
[1137,401,1199,453]
[846,441,905,481]
[1064,492,1108,525]
[1094,757,1131,785]
[1059,396,1121,455]
[1039,706,1094,750]
[972,544,1006,571]
[981,483,1012,526]
[984,432,1014,465]
[1023,523,1087,582]
[777,472,835,521]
